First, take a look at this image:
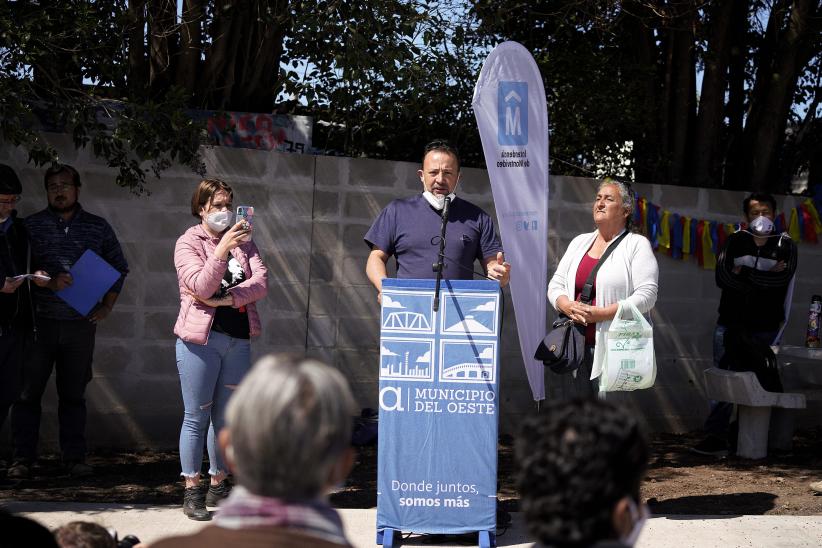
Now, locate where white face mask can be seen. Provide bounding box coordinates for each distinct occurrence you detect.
[621,498,650,547]
[422,190,456,211]
[749,215,774,236]
[205,210,233,232]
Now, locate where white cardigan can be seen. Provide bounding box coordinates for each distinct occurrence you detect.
[547,230,659,379]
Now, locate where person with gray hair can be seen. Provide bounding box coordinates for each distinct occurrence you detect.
[547,178,658,395]
[151,354,357,547]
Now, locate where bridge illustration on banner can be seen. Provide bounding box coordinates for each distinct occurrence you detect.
[439,340,496,383]
[380,338,435,382]
[381,291,435,334]
[441,294,499,336]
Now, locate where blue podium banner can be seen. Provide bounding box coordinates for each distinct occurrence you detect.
[377,278,500,537]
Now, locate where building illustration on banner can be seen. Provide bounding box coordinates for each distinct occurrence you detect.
[439,341,497,383]
[380,339,435,382]
[498,81,528,146]
[381,293,435,334]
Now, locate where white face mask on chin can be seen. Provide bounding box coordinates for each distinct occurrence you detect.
[749,214,775,236]
[422,190,456,211]
[205,210,234,232]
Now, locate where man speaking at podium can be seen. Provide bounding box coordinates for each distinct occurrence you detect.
[364,140,511,302]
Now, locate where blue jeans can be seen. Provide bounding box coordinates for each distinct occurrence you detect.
[176,331,251,477]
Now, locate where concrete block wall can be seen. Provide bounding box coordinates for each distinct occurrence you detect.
[1,134,821,450]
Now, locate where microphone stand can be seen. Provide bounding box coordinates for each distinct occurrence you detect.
[432,196,451,312]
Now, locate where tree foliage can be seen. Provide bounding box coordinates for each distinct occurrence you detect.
[468,0,822,192]
[1,0,820,193]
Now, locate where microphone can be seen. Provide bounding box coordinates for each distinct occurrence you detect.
[441,195,451,222]
[433,196,452,312]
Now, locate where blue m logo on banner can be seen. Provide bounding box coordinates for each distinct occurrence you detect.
[498,81,528,145]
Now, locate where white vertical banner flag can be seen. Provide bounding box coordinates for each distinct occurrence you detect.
[472,41,549,400]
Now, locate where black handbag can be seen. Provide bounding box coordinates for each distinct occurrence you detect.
[535,230,629,374]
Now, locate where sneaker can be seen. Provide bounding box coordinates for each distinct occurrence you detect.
[67,461,94,478]
[7,461,30,480]
[690,436,729,457]
[183,486,211,521]
[810,481,822,494]
[205,479,232,507]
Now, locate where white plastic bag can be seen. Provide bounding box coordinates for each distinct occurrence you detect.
[599,301,656,392]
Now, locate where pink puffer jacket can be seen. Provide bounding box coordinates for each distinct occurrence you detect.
[173,224,268,345]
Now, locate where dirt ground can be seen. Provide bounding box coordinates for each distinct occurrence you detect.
[1,429,821,516]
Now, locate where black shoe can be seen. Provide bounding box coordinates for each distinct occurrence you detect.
[7,460,30,480]
[205,479,232,507]
[183,486,211,521]
[66,461,94,478]
[690,436,729,457]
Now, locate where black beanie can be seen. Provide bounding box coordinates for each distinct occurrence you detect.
[0,164,22,194]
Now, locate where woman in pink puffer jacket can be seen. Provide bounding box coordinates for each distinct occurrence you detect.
[173,178,268,521]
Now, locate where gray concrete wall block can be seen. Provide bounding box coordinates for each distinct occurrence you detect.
[313,190,342,218]
[203,145,270,181]
[336,285,380,318]
[336,316,380,349]
[93,344,138,378]
[556,207,597,237]
[315,155,346,187]
[308,282,339,316]
[139,343,178,376]
[335,350,379,383]
[144,273,183,307]
[459,167,492,196]
[306,315,336,347]
[340,256,370,286]
[349,157,403,188]
[96,310,138,340]
[258,281,308,313]
[144,241,178,274]
[311,221,342,253]
[342,223,372,254]
[262,316,308,348]
[343,192,395,220]
[143,311,178,340]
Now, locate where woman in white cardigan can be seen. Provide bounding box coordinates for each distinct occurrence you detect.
[547,179,658,394]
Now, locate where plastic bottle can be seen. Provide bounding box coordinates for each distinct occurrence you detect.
[806,295,822,348]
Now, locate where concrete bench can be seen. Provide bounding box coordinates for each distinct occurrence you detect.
[703,368,806,459]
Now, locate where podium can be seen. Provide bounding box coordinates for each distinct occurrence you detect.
[376,279,500,548]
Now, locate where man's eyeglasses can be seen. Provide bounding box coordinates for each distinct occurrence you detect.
[0,195,20,205]
[46,182,76,192]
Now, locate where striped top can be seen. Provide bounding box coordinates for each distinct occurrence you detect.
[25,204,129,320]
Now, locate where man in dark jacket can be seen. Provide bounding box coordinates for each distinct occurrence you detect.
[8,164,128,479]
[0,164,38,441]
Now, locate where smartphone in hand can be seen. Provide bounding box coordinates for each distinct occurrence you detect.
[236,206,254,242]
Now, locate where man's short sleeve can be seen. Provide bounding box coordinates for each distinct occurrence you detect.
[477,212,503,261]
[364,202,397,256]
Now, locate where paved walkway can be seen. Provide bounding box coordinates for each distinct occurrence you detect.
[3,501,822,547]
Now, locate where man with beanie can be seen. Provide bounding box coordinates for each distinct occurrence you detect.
[0,164,39,448]
[7,164,128,479]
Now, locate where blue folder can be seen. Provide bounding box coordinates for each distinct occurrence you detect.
[56,249,122,316]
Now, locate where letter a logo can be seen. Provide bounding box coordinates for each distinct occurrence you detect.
[498,81,528,146]
[379,386,405,412]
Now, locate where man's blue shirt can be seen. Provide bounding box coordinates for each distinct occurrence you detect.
[364,194,502,280]
[25,204,129,320]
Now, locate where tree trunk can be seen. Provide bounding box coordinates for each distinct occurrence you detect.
[621,1,663,185]
[175,0,204,96]
[742,0,817,192]
[127,0,148,98]
[230,1,290,113]
[148,0,177,96]
[692,0,736,188]
[667,6,697,186]
[198,0,246,109]
[723,0,749,189]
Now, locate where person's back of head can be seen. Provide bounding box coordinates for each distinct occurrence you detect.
[222,354,357,500]
[54,521,116,548]
[516,398,649,548]
[0,510,59,548]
